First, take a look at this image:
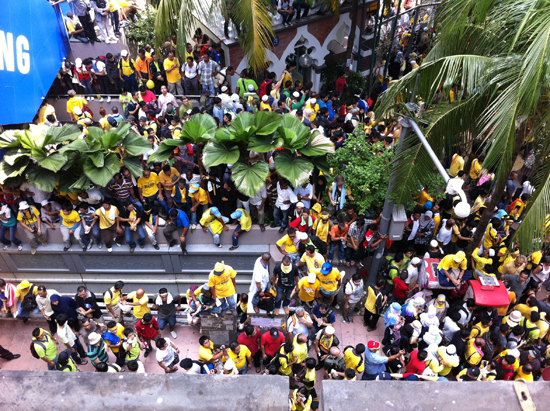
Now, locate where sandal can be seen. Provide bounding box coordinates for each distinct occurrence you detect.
[80,360,88,365]
[229,246,239,251]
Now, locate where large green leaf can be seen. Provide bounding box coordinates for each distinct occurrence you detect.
[30,149,67,173]
[247,135,284,153]
[0,130,22,148]
[147,139,182,164]
[83,152,121,187]
[180,114,217,143]
[25,165,58,192]
[3,148,27,166]
[89,152,105,168]
[312,156,331,175]
[215,127,237,142]
[231,112,256,133]
[102,132,123,150]
[203,141,241,169]
[49,124,81,143]
[69,174,92,192]
[114,122,131,139]
[274,150,313,187]
[62,151,81,171]
[123,156,144,178]
[86,127,105,144]
[28,125,53,148]
[231,161,270,197]
[122,131,153,156]
[18,130,36,150]
[253,111,283,135]
[0,158,30,183]
[276,128,310,151]
[58,139,89,154]
[299,132,336,156]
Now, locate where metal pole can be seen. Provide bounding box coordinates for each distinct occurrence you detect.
[410,120,450,182]
[383,0,403,78]
[367,0,382,95]
[406,6,420,56]
[367,117,412,285]
[355,0,367,72]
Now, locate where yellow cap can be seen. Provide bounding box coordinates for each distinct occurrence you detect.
[454,251,466,263]
[20,280,30,288]
[214,262,225,273]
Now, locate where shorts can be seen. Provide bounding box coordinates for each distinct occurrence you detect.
[158,316,176,329]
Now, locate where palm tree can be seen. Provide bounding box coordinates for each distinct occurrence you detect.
[376,0,550,253]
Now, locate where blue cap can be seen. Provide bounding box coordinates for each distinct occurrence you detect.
[376,372,392,380]
[189,183,200,193]
[437,377,449,381]
[424,201,433,210]
[320,262,332,275]
[210,207,221,218]
[230,210,242,220]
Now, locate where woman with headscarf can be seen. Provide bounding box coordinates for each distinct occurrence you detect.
[313,175,327,207]
[382,303,403,347]
[420,305,440,329]
[388,51,403,80]
[50,294,80,331]
[414,210,435,255]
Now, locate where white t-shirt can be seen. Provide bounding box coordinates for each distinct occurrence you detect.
[406,264,419,284]
[156,338,176,366]
[78,188,103,205]
[185,362,209,375]
[436,221,453,245]
[249,184,267,207]
[345,280,364,304]
[275,182,297,210]
[57,324,77,347]
[442,316,460,341]
[250,257,270,294]
[184,63,198,79]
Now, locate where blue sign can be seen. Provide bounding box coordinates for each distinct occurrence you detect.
[0,0,70,125]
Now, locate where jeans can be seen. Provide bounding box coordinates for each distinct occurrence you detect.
[190,301,221,315]
[122,73,138,94]
[279,10,294,24]
[81,78,94,95]
[274,285,292,309]
[144,192,169,215]
[80,223,101,246]
[16,301,40,319]
[329,242,345,261]
[60,224,85,249]
[110,10,120,34]
[125,225,145,248]
[70,34,89,43]
[0,225,21,246]
[191,204,208,225]
[273,207,290,228]
[232,224,247,247]
[202,83,216,96]
[238,364,248,375]
[71,338,86,364]
[438,269,473,287]
[293,2,310,19]
[219,294,236,311]
[344,246,357,262]
[288,252,301,265]
[95,13,115,42]
[208,216,229,245]
[158,316,176,330]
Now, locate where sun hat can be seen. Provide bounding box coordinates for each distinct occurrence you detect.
[88,332,101,345]
[506,310,522,327]
[18,201,30,210]
[454,251,466,262]
[20,280,30,288]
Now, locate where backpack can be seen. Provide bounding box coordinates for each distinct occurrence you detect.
[30,340,46,359]
[379,257,395,278]
[269,350,288,369]
[192,360,209,374]
[22,285,38,312]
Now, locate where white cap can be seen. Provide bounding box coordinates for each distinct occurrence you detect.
[297,232,308,241]
[310,98,316,105]
[446,345,456,355]
[121,50,128,57]
[18,201,30,210]
[224,359,236,370]
[221,86,228,92]
[296,201,304,208]
[262,95,269,102]
[40,200,49,206]
[488,249,495,257]
[293,91,300,98]
[247,84,255,91]
[325,326,335,335]
[508,349,520,359]
[411,257,421,265]
[231,93,239,102]
[75,58,82,68]
[96,61,105,71]
[73,107,82,116]
[430,240,439,248]
[307,272,317,283]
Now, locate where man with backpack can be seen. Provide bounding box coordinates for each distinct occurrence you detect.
[119,50,138,94]
[31,327,60,370]
[13,280,39,323]
[17,201,48,255]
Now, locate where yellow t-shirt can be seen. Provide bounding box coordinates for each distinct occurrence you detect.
[300,253,325,272]
[292,335,308,363]
[527,251,542,270]
[120,58,136,76]
[315,268,341,292]
[343,346,364,373]
[159,168,180,187]
[104,287,121,306]
[164,58,182,84]
[223,345,251,370]
[61,210,81,229]
[190,188,209,205]
[126,291,150,319]
[60,191,79,202]
[17,206,40,225]
[99,117,111,131]
[417,189,433,206]
[109,0,120,12]
[67,97,85,114]
[278,346,292,375]
[484,224,498,249]
[234,209,252,232]
[15,283,38,300]
[138,173,160,197]
[172,186,187,203]
[94,207,119,229]
[472,248,493,271]
[515,367,534,382]
[199,341,215,364]
[297,277,320,303]
[276,235,298,254]
[208,266,237,298]
[470,158,482,179]
[438,254,467,271]
[448,154,464,178]
[38,104,55,124]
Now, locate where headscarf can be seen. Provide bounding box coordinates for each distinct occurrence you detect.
[384,303,402,327]
[395,51,404,64]
[420,305,439,328]
[50,295,78,319]
[419,210,433,229]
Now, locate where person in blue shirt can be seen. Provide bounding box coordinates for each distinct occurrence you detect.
[361,340,404,380]
[163,208,190,255]
[310,303,336,342]
[212,97,224,123]
[210,44,221,64]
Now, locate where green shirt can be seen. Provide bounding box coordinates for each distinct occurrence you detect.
[59,357,78,372]
[179,102,194,118]
[237,78,258,98]
[34,331,57,361]
[124,340,141,361]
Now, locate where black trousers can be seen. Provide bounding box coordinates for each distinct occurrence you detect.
[252,350,262,368]
[78,13,99,42]
[0,344,16,360]
[363,310,380,329]
[46,317,57,335]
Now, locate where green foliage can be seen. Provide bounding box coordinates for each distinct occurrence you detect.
[126,11,157,48]
[321,59,346,89]
[328,127,393,212]
[342,70,366,105]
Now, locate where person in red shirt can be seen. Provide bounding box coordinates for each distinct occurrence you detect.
[496,355,516,380]
[136,313,161,357]
[260,327,285,367]
[238,325,262,372]
[393,271,409,303]
[405,349,427,375]
[335,72,346,95]
[290,208,315,233]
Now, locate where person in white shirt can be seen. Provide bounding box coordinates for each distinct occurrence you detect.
[127,359,146,373]
[343,274,364,323]
[156,337,180,373]
[218,86,232,108]
[287,306,313,338]
[180,357,210,374]
[19,181,49,206]
[442,312,461,342]
[406,257,422,285]
[249,184,267,231]
[231,94,244,111]
[78,188,104,205]
[294,181,313,209]
[158,85,179,112]
[250,253,272,313]
[183,56,200,96]
[36,286,60,334]
[56,313,88,365]
[273,179,297,232]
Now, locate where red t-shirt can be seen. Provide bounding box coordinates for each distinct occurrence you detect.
[290,216,316,232]
[335,77,346,92]
[393,277,408,300]
[238,328,261,355]
[136,317,159,340]
[261,332,285,357]
[405,350,426,375]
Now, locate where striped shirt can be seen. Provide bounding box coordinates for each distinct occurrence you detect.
[107,178,135,202]
[88,338,109,365]
[197,60,220,86]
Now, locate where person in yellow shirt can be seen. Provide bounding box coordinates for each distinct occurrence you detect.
[278,343,296,381]
[469,154,484,180]
[229,209,252,250]
[464,337,484,366]
[297,245,326,272]
[125,288,150,324]
[470,317,492,339]
[448,151,465,178]
[118,49,138,93]
[66,90,86,121]
[437,251,472,287]
[17,201,47,254]
[59,203,85,252]
[293,272,321,306]
[471,247,494,277]
[13,280,39,321]
[198,335,224,368]
[312,211,332,244]
[483,218,502,249]
[189,183,210,228]
[158,165,180,208]
[104,281,128,325]
[164,51,183,95]
[92,200,121,252]
[138,167,169,216]
[208,261,237,315]
[222,342,252,374]
[276,229,300,263]
[37,100,56,124]
[105,320,125,366]
[314,262,341,305]
[290,387,313,411]
[343,344,365,374]
[515,364,534,382]
[200,207,230,247]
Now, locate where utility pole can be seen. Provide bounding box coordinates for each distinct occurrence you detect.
[383,0,403,78]
[355,0,367,72]
[367,0,382,95]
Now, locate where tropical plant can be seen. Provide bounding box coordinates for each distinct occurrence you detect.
[375,0,550,253]
[126,11,157,49]
[147,112,334,196]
